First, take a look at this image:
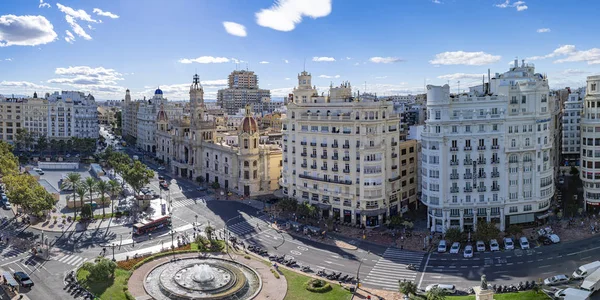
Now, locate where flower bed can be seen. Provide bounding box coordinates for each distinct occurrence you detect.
[305,278,332,293]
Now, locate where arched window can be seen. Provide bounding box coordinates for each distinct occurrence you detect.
[244,139,248,149]
[525,138,530,146]
[511,139,516,147]
[244,161,249,167]
[254,139,257,148]
[253,160,257,167]
[510,155,518,163]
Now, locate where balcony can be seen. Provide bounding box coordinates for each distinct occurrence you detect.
[392,165,398,170]
[477,186,487,192]
[491,145,500,150]
[391,142,398,146]
[343,169,350,173]
[478,173,486,178]
[301,152,307,157]
[477,158,486,165]
[492,185,500,191]
[450,160,459,166]
[491,171,500,178]
[343,144,350,149]
[310,142,317,146]
[332,167,339,172]
[332,143,339,148]
[464,173,472,179]
[388,175,401,182]
[301,163,307,168]
[331,155,338,160]
[299,174,352,185]
[301,141,307,145]
[464,187,473,193]
[343,156,350,161]
[450,147,458,152]
[292,150,296,154]
[356,168,361,173]
[321,166,328,171]
[477,146,486,150]
[321,143,328,147]
[392,153,398,158]
[464,159,473,165]
[284,159,288,163]
[491,158,500,164]
[309,153,316,158]
[450,174,459,180]
[321,154,328,159]
[283,148,288,153]
[464,146,472,151]
[310,165,317,169]
[451,187,459,193]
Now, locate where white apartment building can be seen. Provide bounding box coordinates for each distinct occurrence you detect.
[281,71,403,227]
[562,88,585,165]
[581,76,600,209]
[422,60,554,233]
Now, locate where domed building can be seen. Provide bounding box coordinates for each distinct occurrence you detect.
[155,74,282,197]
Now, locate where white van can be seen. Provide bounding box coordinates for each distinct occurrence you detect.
[425,284,456,294]
[574,261,600,279]
[555,288,591,300]
[581,268,600,293]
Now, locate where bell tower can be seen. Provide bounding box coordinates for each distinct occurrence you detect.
[189,74,205,126]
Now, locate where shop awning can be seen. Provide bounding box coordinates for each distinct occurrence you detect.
[313,203,332,210]
[536,213,550,220]
[361,208,387,217]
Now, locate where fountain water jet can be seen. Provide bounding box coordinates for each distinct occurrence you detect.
[193,264,215,283]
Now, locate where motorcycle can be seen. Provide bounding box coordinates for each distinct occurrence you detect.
[269,255,278,261]
[340,274,348,282]
[406,264,417,271]
[301,266,312,272]
[345,276,354,283]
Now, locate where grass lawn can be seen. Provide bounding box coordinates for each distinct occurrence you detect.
[446,290,551,300]
[280,268,353,300]
[77,268,132,300]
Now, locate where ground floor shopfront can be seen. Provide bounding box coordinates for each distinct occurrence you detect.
[426,208,551,233]
[310,198,417,228]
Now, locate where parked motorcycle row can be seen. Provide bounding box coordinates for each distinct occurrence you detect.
[63,271,95,299]
[467,281,537,294]
[246,244,355,283]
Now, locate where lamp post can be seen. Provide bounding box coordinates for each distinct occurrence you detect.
[111,243,116,261]
[170,230,175,258]
[355,250,370,293]
[195,215,198,227]
[224,215,242,258]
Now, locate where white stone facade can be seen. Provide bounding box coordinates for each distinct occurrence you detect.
[581,76,600,208]
[562,88,585,163]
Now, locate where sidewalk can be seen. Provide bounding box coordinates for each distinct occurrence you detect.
[22,215,132,233]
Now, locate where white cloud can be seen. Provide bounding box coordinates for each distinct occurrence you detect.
[562,69,590,75]
[429,51,501,65]
[375,76,388,79]
[56,3,98,23]
[222,21,247,37]
[312,56,335,62]
[285,78,290,80]
[259,61,270,64]
[369,56,403,64]
[5,58,12,61]
[284,59,289,63]
[345,57,352,60]
[178,56,232,64]
[432,0,442,3]
[93,8,119,19]
[537,28,551,33]
[495,0,527,11]
[50,66,123,85]
[0,15,57,47]
[318,75,340,79]
[87,25,94,30]
[39,0,51,8]
[438,73,486,81]
[255,0,332,32]
[527,45,600,64]
[527,44,576,60]
[64,30,74,43]
[0,81,55,92]
[65,15,91,40]
[137,79,228,100]
[354,62,360,66]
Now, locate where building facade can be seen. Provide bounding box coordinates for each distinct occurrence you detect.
[422,60,554,233]
[122,89,139,140]
[280,71,404,227]
[581,76,600,209]
[217,70,271,115]
[562,88,585,165]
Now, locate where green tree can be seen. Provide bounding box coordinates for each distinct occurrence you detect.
[64,172,81,219]
[444,227,463,243]
[211,181,220,189]
[57,139,66,154]
[473,222,500,242]
[426,287,447,300]
[96,180,109,217]
[108,179,121,214]
[84,177,97,218]
[204,225,215,241]
[81,257,116,282]
[122,160,154,197]
[399,280,417,298]
[35,135,48,154]
[570,166,579,176]
[81,204,92,220]
[76,184,87,218]
[506,225,523,237]
[4,174,54,215]
[14,128,34,151]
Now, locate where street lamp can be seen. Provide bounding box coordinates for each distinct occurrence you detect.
[170,230,175,258]
[355,250,370,293]
[224,215,242,258]
[195,215,198,227]
[111,243,116,261]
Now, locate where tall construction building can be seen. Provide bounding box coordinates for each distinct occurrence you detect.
[217,70,271,115]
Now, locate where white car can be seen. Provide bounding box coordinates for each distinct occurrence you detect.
[544,274,569,286]
[547,234,560,243]
[463,245,473,258]
[449,242,461,254]
[476,240,486,252]
[504,237,514,250]
[437,240,447,253]
[490,239,500,251]
[158,166,166,170]
[519,237,530,249]
[558,177,565,184]
[425,284,457,294]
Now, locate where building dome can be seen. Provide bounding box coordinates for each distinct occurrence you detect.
[157,103,168,123]
[155,88,163,95]
[240,116,258,134]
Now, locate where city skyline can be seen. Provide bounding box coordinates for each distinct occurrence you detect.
[1,0,600,100]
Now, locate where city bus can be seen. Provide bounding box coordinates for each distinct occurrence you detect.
[132,216,171,236]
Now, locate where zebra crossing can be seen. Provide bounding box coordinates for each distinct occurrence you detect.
[0,246,27,263]
[171,197,210,208]
[362,247,424,290]
[213,216,271,239]
[55,254,87,267]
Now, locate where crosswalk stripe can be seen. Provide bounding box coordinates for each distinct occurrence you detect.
[363,247,424,290]
[57,255,69,262]
[70,257,84,266]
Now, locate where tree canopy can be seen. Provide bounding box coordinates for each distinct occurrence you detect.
[122,160,154,194]
[81,257,116,282]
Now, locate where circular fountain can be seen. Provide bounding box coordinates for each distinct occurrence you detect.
[144,258,261,300]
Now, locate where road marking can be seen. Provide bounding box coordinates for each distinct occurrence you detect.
[297,246,308,251]
[507,263,513,265]
[417,253,431,289]
[582,256,592,260]
[290,250,302,256]
[538,265,552,268]
[324,260,345,267]
[566,245,600,256]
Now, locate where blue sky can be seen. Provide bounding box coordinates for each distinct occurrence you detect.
[1,0,599,100]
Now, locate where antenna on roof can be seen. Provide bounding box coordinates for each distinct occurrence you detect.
[303,57,306,72]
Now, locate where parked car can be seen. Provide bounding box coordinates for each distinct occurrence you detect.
[450,242,461,254]
[544,274,570,286]
[158,175,165,180]
[504,237,515,250]
[3,202,11,210]
[425,284,456,294]
[197,186,208,192]
[547,234,561,243]
[558,177,565,184]
[490,239,500,251]
[160,181,169,189]
[437,240,447,253]
[519,237,530,249]
[13,272,34,288]
[157,166,166,170]
[538,235,552,245]
[463,245,473,258]
[476,241,486,252]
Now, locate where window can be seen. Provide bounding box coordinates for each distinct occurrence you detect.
[244,171,249,179]
[509,206,518,213]
[244,161,249,167]
[524,205,532,212]
[435,111,441,120]
[465,125,471,133]
[244,139,248,149]
[452,126,457,133]
[522,95,526,104]
[253,170,257,179]
[592,83,597,92]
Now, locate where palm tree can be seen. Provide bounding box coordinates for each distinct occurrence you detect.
[399,280,418,298]
[75,185,87,220]
[84,177,97,218]
[426,287,447,300]
[64,172,81,219]
[96,180,109,218]
[108,179,121,215]
[204,226,214,241]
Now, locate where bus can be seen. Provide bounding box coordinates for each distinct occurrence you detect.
[133,216,171,236]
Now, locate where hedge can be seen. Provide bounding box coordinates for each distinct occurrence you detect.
[305,278,332,293]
